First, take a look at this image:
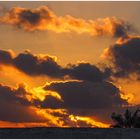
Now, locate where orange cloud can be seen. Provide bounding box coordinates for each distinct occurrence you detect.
[0,6,133,37]
[69,115,109,128]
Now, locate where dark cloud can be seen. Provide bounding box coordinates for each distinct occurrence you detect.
[19,10,41,25]
[0,50,110,82]
[0,84,45,122]
[13,51,63,78]
[112,22,132,37]
[41,80,128,122]
[0,50,63,78]
[0,50,13,65]
[105,36,140,78]
[0,83,86,127]
[64,63,105,82]
[0,6,53,31]
[33,95,64,109]
[44,81,127,109]
[39,80,131,123]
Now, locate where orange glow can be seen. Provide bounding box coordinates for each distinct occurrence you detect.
[100,47,110,60]
[115,79,140,105]
[0,110,110,128]
[0,65,33,86]
[120,92,134,104]
[69,115,110,128]
[0,65,47,88]
[116,35,140,44]
[119,90,134,104]
[0,121,48,128]
[30,86,62,101]
[36,109,69,127]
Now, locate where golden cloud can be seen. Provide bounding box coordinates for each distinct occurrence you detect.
[0,6,133,37]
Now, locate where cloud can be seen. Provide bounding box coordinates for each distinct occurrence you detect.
[0,6,138,127]
[102,36,140,78]
[0,50,13,65]
[0,83,72,127]
[0,49,131,123]
[0,83,66,126]
[64,63,110,82]
[0,47,135,125]
[0,83,46,122]
[65,63,112,83]
[0,6,134,37]
[13,51,63,78]
[19,10,42,25]
[0,50,64,78]
[41,80,128,122]
[44,80,127,109]
[33,95,64,109]
[0,81,111,127]
[0,49,110,82]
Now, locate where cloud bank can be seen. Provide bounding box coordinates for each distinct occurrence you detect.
[0,49,110,82]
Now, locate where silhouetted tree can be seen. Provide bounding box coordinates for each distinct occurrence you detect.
[132,109,140,128]
[124,109,132,128]
[111,112,124,128]
[111,108,140,128]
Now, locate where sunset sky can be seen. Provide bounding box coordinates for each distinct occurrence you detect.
[0,1,140,128]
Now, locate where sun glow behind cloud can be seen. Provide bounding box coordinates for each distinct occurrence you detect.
[0,65,110,127]
[0,49,132,128]
[0,3,140,128]
[25,86,111,128]
[69,115,109,128]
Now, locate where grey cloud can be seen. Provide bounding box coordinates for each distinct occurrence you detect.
[0,84,45,122]
[0,50,13,65]
[106,36,140,78]
[44,81,127,109]
[0,50,110,82]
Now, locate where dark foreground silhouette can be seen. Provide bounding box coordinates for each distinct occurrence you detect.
[111,108,140,128]
[1,127,140,139]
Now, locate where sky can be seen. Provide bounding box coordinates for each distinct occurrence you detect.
[0,1,140,128]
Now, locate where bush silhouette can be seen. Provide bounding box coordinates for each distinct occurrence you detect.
[111,108,140,128]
